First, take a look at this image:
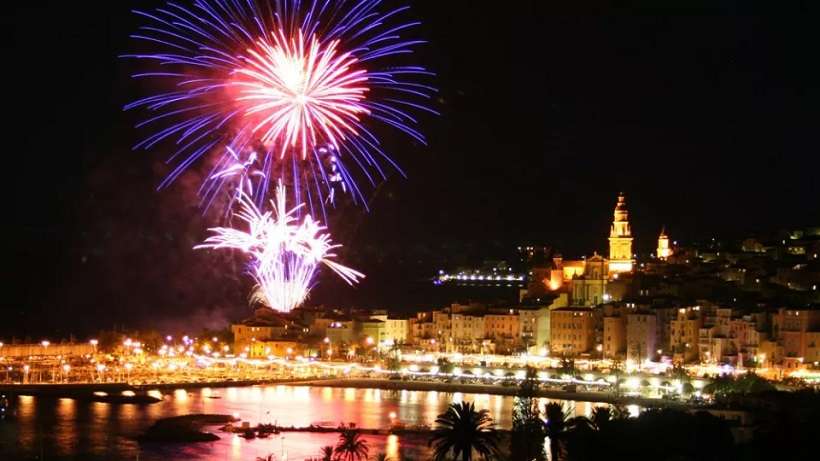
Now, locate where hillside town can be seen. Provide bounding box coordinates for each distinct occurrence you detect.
[226,194,820,381]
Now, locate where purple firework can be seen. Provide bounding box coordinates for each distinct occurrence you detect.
[124,0,436,216]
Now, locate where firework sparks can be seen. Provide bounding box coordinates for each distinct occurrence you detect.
[125,0,436,213]
[196,182,363,313]
[236,30,369,160]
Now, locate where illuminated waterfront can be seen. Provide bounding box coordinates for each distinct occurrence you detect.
[0,384,626,460]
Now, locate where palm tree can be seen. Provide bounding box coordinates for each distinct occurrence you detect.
[320,446,334,461]
[510,395,546,461]
[334,429,369,461]
[590,406,614,430]
[429,401,499,461]
[544,402,570,461]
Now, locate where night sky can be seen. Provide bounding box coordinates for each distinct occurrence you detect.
[4,1,818,338]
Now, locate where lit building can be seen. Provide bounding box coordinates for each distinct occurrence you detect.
[517,307,542,350]
[249,340,302,358]
[698,308,734,364]
[670,306,703,363]
[560,258,586,282]
[360,319,386,345]
[450,312,485,352]
[550,307,596,356]
[325,319,357,344]
[657,227,673,260]
[534,293,569,350]
[378,316,409,345]
[433,309,451,342]
[774,308,820,364]
[570,253,609,306]
[626,311,658,363]
[603,315,626,359]
[484,311,520,354]
[232,310,306,353]
[608,193,635,275]
[409,313,436,344]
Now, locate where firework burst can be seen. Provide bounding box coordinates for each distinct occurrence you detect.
[195,182,363,313]
[124,0,436,215]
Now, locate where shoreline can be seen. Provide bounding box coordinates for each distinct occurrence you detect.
[0,377,315,399]
[1,377,685,409]
[294,378,686,408]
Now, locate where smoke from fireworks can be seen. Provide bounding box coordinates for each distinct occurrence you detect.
[125,0,435,214]
[195,182,363,313]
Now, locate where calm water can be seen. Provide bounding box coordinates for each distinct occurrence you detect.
[0,385,618,460]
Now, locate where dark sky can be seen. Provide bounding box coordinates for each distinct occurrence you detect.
[4,1,818,338]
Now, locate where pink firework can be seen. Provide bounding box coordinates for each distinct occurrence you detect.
[126,0,435,212]
[234,30,370,160]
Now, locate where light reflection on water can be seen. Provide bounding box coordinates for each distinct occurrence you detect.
[0,385,624,460]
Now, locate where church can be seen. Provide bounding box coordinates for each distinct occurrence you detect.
[566,193,634,305]
[539,192,673,306]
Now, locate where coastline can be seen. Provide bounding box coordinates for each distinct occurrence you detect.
[1,377,685,409]
[294,378,686,409]
[0,377,315,400]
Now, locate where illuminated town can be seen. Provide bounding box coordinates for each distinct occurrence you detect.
[4,1,819,460]
[3,193,819,459]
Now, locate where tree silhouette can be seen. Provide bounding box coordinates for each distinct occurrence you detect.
[430,401,499,461]
[334,429,369,461]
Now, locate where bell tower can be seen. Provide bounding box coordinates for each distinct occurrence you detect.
[657,227,672,260]
[608,193,634,275]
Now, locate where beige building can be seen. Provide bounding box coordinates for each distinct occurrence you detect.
[360,319,386,345]
[536,293,569,349]
[380,317,409,345]
[432,310,451,341]
[671,306,703,363]
[325,319,357,344]
[603,315,626,359]
[571,253,609,306]
[248,340,302,358]
[698,308,732,363]
[409,312,436,343]
[233,323,280,354]
[485,311,520,354]
[450,312,485,351]
[550,307,596,356]
[518,308,542,349]
[774,308,820,362]
[627,311,658,363]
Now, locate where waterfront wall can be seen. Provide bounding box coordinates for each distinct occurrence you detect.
[0,343,95,358]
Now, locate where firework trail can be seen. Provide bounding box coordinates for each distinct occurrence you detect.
[195,181,363,312]
[124,0,436,215]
